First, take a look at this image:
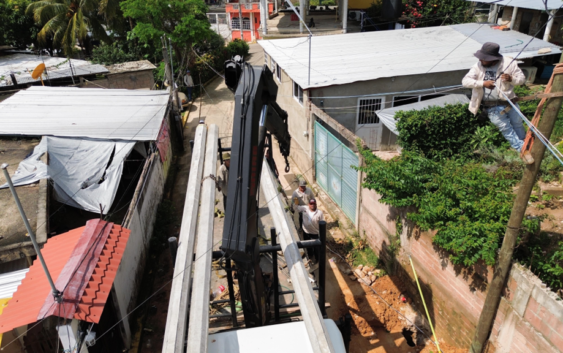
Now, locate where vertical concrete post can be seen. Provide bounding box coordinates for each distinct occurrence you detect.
[261,0,268,36]
[544,9,557,42]
[509,7,518,30]
[186,125,219,353]
[300,0,305,33]
[488,4,498,24]
[342,0,348,33]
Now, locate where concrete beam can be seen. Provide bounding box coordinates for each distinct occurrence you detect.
[162,124,207,353]
[186,124,219,353]
[261,162,336,353]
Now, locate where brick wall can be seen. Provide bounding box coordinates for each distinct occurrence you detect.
[359,187,563,352]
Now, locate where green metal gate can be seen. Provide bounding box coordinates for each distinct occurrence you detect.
[314,121,359,223]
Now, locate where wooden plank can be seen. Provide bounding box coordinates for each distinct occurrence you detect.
[261,162,336,353]
[186,124,219,353]
[162,124,207,353]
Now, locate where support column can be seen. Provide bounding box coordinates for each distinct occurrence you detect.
[300,0,305,33]
[250,12,255,41]
[544,9,557,42]
[488,4,498,24]
[342,0,348,33]
[261,0,268,36]
[509,7,518,30]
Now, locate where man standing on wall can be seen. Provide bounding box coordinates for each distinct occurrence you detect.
[462,42,533,164]
[216,153,230,210]
[184,69,195,101]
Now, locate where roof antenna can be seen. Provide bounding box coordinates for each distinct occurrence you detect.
[1,164,62,303]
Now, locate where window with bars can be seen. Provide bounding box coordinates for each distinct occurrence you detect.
[218,14,227,24]
[264,52,269,66]
[242,17,251,30]
[293,80,303,105]
[207,14,217,24]
[231,17,240,29]
[357,98,383,125]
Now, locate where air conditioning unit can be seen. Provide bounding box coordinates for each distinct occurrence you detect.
[348,11,363,21]
[520,66,538,84]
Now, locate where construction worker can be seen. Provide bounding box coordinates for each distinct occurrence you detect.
[292,179,314,212]
[296,199,324,262]
[462,42,533,164]
[184,69,194,101]
[216,153,230,209]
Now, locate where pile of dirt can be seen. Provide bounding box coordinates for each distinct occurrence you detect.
[419,341,468,353]
[367,275,410,332]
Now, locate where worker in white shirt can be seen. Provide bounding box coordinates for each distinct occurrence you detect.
[216,153,230,209]
[184,69,195,101]
[296,199,324,262]
[292,179,315,228]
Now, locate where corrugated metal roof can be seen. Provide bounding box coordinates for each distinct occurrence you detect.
[0,220,130,333]
[0,269,29,299]
[259,23,561,89]
[468,0,562,11]
[13,64,109,85]
[0,86,169,141]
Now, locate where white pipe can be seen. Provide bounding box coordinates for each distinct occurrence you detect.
[342,0,348,33]
[300,0,305,34]
[162,124,207,353]
[261,0,268,36]
[544,9,556,42]
[509,7,518,30]
[261,163,336,353]
[186,125,219,353]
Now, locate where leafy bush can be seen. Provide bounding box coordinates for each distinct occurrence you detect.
[226,39,249,58]
[359,149,520,266]
[91,41,143,65]
[515,232,563,290]
[469,124,508,150]
[396,103,484,158]
[514,85,563,142]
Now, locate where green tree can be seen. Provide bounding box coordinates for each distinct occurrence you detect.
[26,0,109,56]
[121,0,212,62]
[0,0,38,49]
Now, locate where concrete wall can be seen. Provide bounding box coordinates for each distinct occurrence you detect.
[359,186,563,352]
[503,6,563,45]
[113,121,172,345]
[80,70,155,90]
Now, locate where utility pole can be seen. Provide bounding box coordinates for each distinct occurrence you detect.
[238,2,244,40]
[1,164,61,302]
[161,36,184,150]
[470,65,563,353]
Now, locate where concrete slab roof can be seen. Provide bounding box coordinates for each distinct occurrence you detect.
[466,0,563,11]
[106,60,157,74]
[0,139,47,263]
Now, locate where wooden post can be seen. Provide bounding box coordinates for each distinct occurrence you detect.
[470,65,563,353]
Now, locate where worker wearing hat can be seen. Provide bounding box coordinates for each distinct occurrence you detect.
[462,42,532,164]
[216,152,230,209]
[296,199,324,262]
[184,69,194,101]
[291,179,315,234]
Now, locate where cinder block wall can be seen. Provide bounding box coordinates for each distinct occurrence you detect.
[359,187,563,352]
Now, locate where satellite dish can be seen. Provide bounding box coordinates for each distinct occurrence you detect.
[31,63,45,86]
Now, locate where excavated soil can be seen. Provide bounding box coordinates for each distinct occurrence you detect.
[419,341,468,353]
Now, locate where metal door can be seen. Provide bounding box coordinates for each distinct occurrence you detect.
[315,121,359,223]
[355,97,384,150]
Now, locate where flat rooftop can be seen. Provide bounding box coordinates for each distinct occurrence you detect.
[0,139,47,263]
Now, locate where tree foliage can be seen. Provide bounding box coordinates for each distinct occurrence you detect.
[402,0,474,28]
[121,0,212,59]
[0,0,38,49]
[26,0,109,56]
[90,41,142,65]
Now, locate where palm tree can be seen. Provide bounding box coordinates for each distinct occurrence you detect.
[26,0,109,56]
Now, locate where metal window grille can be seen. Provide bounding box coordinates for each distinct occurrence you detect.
[242,17,251,30]
[358,98,382,125]
[231,17,241,29]
[218,14,227,24]
[207,14,217,24]
[244,3,254,9]
[264,53,269,66]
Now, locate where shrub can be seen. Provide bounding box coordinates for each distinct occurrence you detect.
[91,41,142,65]
[396,103,484,158]
[226,39,250,58]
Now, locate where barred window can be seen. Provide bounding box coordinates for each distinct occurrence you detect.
[357,98,382,125]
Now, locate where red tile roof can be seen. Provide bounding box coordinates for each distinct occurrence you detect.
[0,220,130,333]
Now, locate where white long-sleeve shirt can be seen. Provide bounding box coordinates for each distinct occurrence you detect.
[296,206,324,235]
[184,74,194,87]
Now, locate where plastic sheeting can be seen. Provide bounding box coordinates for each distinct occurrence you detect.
[376,94,470,135]
[0,137,135,214]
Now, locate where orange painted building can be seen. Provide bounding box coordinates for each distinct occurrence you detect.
[226,2,275,42]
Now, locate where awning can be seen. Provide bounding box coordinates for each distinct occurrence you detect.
[0,220,131,333]
[376,94,470,135]
[0,136,135,214]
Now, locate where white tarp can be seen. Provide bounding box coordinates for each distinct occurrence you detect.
[376,94,470,135]
[0,136,135,214]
